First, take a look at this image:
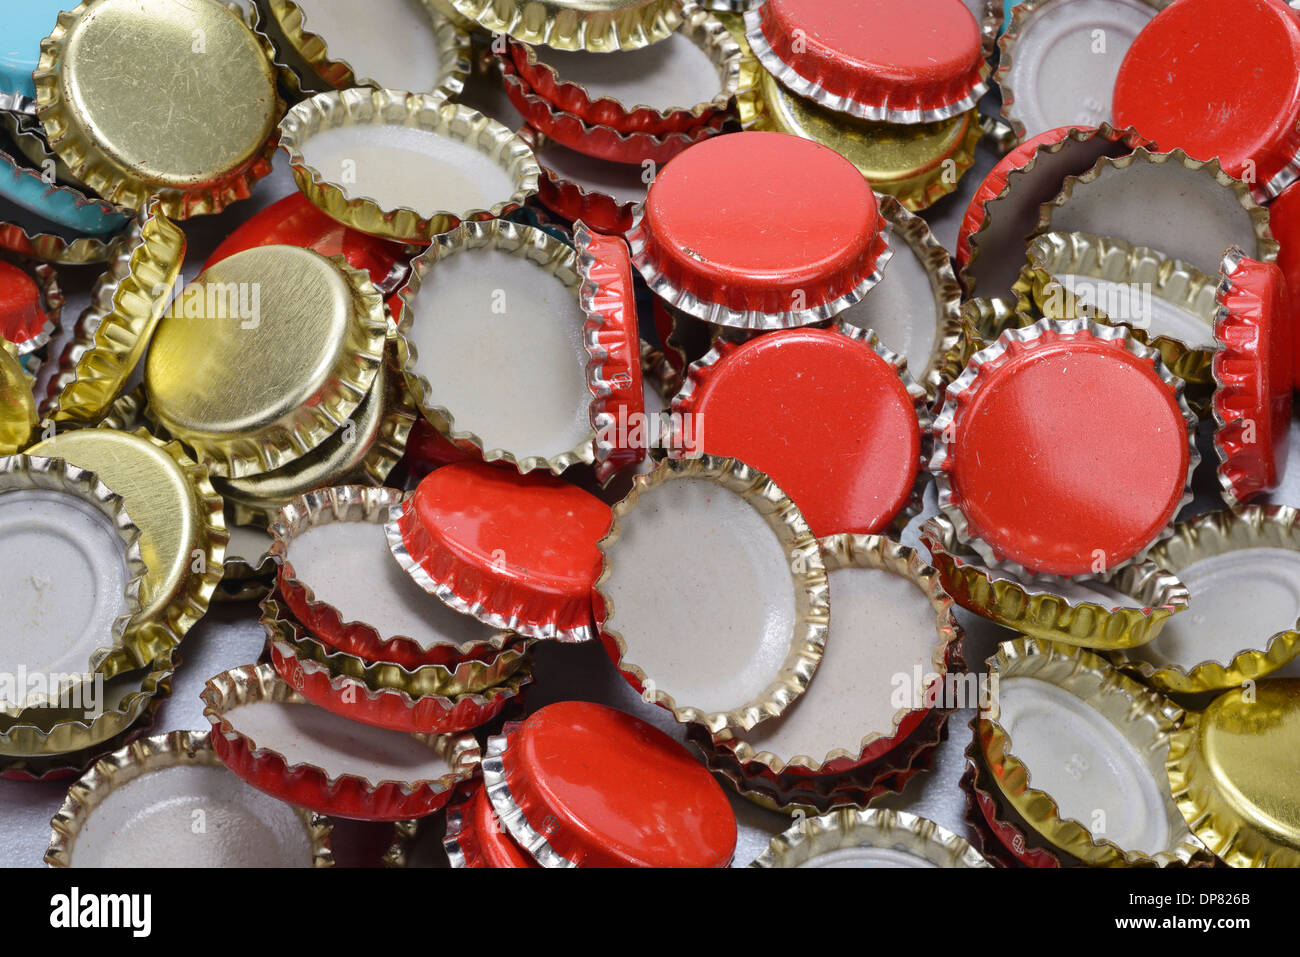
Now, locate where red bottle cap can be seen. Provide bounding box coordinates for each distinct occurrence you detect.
[1213,248,1293,507]
[672,325,926,537]
[0,258,56,355]
[1268,180,1300,389]
[931,319,1196,578]
[576,224,645,483]
[444,782,539,868]
[483,701,737,868]
[1113,0,1300,202]
[629,131,890,329]
[386,462,612,642]
[744,0,988,123]
[204,191,412,293]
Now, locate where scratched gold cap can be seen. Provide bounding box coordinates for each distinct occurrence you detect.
[214,343,416,526]
[445,0,682,52]
[33,0,281,219]
[41,203,185,426]
[0,347,36,455]
[145,245,388,478]
[29,428,227,672]
[1167,679,1300,868]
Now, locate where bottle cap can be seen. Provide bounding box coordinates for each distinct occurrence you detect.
[202,663,480,821]
[596,455,829,733]
[576,224,644,482]
[279,88,540,243]
[628,130,891,329]
[0,455,146,714]
[1041,147,1279,280]
[1112,506,1300,695]
[1167,679,1300,868]
[0,257,61,358]
[1015,230,1219,396]
[1212,248,1293,507]
[520,124,647,235]
[671,324,928,536]
[261,0,471,97]
[995,0,1164,142]
[444,0,683,52]
[270,485,517,669]
[29,428,227,669]
[46,730,334,867]
[751,807,991,868]
[1113,0,1300,202]
[145,245,388,478]
[0,0,68,113]
[1268,179,1300,390]
[960,722,1065,868]
[743,0,989,124]
[922,515,1190,650]
[482,701,737,867]
[981,637,1210,866]
[33,0,281,218]
[0,347,36,455]
[0,215,114,265]
[0,139,128,239]
[395,219,597,475]
[444,781,538,868]
[835,197,963,402]
[387,462,612,642]
[931,317,1197,578]
[956,122,1144,303]
[43,203,185,425]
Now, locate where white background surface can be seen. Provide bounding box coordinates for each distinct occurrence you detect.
[4,43,1296,868]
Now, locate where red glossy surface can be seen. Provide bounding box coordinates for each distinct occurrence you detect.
[504,702,736,867]
[948,329,1189,577]
[0,259,47,346]
[677,328,919,536]
[467,783,538,868]
[411,462,612,596]
[1270,181,1300,389]
[644,132,879,311]
[1113,0,1300,190]
[203,191,411,287]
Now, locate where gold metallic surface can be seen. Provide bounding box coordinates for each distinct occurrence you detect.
[751,807,991,868]
[216,347,415,525]
[145,246,387,478]
[30,429,227,670]
[445,0,682,52]
[43,205,185,425]
[33,0,281,218]
[1015,231,1218,390]
[709,534,959,774]
[1112,507,1300,694]
[754,67,980,211]
[45,730,334,867]
[980,637,1208,867]
[922,515,1189,650]
[0,349,36,454]
[1167,680,1300,868]
[395,218,596,474]
[278,88,540,243]
[596,454,830,734]
[266,0,472,96]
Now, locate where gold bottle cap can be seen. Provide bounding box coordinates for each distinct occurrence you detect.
[981,637,1209,867]
[279,88,540,243]
[263,0,471,97]
[33,0,281,219]
[215,344,416,526]
[0,217,115,265]
[1112,506,1300,695]
[751,65,979,211]
[922,514,1189,650]
[1015,230,1219,393]
[29,428,228,669]
[46,730,334,867]
[1167,679,1300,868]
[751,808,992,868]
[42,203,186,426]
[145,245,388,479]
[445,0,682,52]
[0,347,36,454]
